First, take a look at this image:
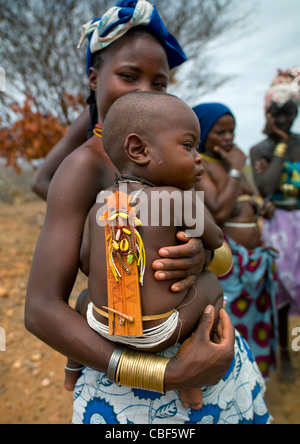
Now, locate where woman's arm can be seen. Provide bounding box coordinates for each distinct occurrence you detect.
[26,145,118,371]
[26,146,235,386]
[250,144,286,197]
[196,171,242,226]
[199,145,248,225]
[31,107,90,201]
[166,306,235,390]
[250,114,290,197]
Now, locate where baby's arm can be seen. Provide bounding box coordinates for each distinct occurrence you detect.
[170,271,223,411]
[146,271,223,354]
[179,189,223,251]
[202,205,224,251]
[176,271,223,342]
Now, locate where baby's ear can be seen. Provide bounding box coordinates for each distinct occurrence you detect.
[124,133,150,166]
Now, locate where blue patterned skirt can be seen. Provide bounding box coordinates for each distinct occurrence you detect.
[220,236,278,378]
[72,332,271,425]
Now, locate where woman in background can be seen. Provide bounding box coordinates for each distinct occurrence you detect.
[194,103,278,379]
[250,67,300,382]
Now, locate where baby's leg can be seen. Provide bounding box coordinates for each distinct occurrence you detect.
[175,272,223,410]
[178,388,203,410]
[176,271,224,342]
[64,289,90,391]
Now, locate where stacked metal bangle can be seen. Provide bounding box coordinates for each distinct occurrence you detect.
[107,346,170,394]
[107,346,125,383]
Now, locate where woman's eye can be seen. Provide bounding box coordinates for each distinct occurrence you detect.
[153,82,167,91]
[121,73,136,82]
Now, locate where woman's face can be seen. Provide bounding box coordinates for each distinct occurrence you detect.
[90,33,170,123]
[205,114,235,153]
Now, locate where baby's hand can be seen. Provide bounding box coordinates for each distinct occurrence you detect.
[178,388,203,410]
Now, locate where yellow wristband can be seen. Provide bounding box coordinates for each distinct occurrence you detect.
[116,348,170,394]
[205,242,233,278]
[273,143,287,157]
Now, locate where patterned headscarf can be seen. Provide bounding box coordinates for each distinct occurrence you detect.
[78,0,187,75]
[264,67,300,112]
[193,103,234,152]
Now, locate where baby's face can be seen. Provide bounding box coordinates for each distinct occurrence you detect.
[147,102,203,190]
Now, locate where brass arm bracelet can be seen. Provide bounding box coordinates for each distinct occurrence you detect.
[273,143,287,157]
[205,242,233,277]
[115,348,170,394]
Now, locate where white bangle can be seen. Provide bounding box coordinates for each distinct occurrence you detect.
[228,169,242,180]
[65,365,85,372]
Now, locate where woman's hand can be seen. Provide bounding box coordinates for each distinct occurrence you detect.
[213,144,246,170]
[259,200,275,220]
[152,232,206,293]
[255,158,270,175]
[165,306,235,390]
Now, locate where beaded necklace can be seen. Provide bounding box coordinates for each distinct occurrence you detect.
[114,175,155,188]
[201,153,224,164]
[93,123,103,138]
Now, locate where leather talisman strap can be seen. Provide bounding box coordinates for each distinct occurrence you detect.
[101,191,144,337]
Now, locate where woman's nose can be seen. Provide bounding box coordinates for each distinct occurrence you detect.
[136,81,152,92]
[224,131,234,142]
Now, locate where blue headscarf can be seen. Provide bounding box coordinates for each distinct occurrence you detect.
[193,103,234,152]
[78,0,187,75]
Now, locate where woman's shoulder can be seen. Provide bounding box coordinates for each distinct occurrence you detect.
[58,138,118,181]
[64,138,107,167]
[250,137,275,161]
[48,139,118,208]
[291,132,300,143]
[250,137,274,152]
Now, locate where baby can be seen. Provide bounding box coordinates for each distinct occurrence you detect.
[65,92,224,410]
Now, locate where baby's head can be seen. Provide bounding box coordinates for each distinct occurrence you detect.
[103,91,203,190]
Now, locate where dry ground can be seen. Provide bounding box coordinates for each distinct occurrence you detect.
[0,199,300,424]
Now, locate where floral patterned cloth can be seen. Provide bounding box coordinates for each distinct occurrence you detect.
[219,236,278,379]
[72,332,271,424]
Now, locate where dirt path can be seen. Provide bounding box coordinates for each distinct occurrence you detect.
[0,200,299,424]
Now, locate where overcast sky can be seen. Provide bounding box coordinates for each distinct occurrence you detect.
[176,0,300,155]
